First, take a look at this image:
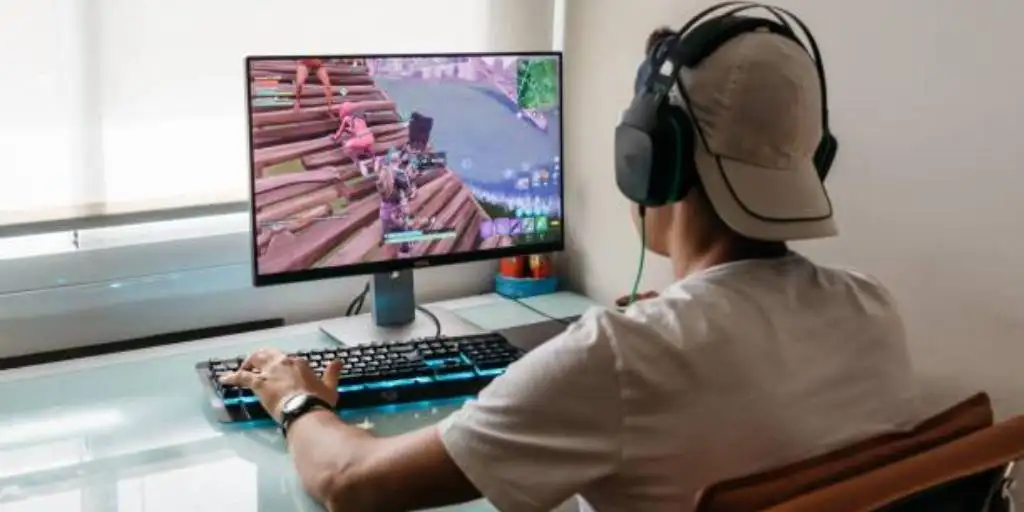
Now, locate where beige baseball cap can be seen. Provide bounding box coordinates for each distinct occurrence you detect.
[676,29,837,241]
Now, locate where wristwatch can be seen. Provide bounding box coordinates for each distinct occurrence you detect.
[278,393,334,438]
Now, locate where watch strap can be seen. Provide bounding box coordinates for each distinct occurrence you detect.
[280,394,334,437]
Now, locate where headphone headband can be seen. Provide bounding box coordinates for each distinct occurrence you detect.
[646,2,830,129]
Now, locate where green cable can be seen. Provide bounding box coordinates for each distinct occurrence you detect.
[629,209,647,306]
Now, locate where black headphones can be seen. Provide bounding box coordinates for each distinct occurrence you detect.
[614,1,838,208]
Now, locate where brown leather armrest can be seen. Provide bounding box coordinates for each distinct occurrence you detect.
[695,393,994,512]
[765,416,1024,512]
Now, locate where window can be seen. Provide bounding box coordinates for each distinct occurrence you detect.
[0,0,558,358]
[0,0,93,221]
[1,0,500,234]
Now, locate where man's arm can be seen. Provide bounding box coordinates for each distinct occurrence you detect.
[224,307,623,512]
[287,409,480,512]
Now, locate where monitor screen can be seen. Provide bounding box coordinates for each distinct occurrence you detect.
[247,53,564,285]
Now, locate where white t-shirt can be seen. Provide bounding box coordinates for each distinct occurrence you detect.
[440,253,921,512]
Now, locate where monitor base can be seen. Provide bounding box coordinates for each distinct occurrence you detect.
[371,269,416,328]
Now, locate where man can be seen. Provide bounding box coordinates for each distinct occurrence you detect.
[221,15,921,512]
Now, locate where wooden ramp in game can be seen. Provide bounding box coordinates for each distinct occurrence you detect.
[250,61,511,274]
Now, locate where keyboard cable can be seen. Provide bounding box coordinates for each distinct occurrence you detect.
[345,282,371,317]
[416,305,443,339]
[344,280,443,339]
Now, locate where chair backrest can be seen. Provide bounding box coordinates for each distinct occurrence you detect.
[695,393,995,512]
[765,416,1024,512]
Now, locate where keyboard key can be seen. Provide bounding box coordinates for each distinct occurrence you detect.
[432,360,474,373]
[340,373,370,386]
[476,359,510,371]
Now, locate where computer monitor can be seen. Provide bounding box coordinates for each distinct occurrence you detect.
[245,52,564,325]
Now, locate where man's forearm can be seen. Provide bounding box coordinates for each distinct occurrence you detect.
[286,409,374,506]
[285,409,481,512]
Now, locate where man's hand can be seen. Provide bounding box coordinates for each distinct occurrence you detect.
[219,349,342,423]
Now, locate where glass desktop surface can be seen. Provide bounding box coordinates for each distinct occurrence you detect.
[0,330,493,512]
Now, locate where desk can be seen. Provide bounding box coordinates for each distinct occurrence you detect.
[0,292,597,512]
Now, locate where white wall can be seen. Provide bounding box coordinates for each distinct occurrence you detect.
[562,0,1024,426]
[489,0,557,51]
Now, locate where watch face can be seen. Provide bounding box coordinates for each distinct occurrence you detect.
[281,394,308,415]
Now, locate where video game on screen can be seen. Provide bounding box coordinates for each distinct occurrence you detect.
[249,55,563,276]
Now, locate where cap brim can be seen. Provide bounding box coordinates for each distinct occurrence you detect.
[695,144,837,241]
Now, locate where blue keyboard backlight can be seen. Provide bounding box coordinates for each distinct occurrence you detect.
[436,371,477,382]
[225,368,500,405]
[224,368,498,405]
[366,378,418,390]
[227,396,476,430]
[425,357,462,367]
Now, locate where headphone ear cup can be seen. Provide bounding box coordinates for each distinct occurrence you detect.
[814,131,839,180]
[649,105,698,203]
[645,107,679,205]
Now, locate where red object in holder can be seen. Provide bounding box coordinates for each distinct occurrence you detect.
[500,256,528,278]
[529,254,553,279]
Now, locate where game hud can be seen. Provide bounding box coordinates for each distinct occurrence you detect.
[248,55,564,277]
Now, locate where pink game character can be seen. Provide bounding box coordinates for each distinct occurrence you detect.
[293,58,333,111]
[330,102,376,166]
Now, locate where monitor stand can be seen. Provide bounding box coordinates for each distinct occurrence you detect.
[371,269,416,328]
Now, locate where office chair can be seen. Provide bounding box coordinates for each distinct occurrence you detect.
[695,393,1023,512]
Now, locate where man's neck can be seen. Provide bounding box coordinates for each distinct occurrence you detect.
[672,239,788,280]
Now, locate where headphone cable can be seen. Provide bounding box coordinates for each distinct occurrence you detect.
[629,207,647,306]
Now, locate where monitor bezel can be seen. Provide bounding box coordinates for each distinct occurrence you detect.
[245,51,566,287]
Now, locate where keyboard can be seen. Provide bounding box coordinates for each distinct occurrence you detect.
[196,332,524,423]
